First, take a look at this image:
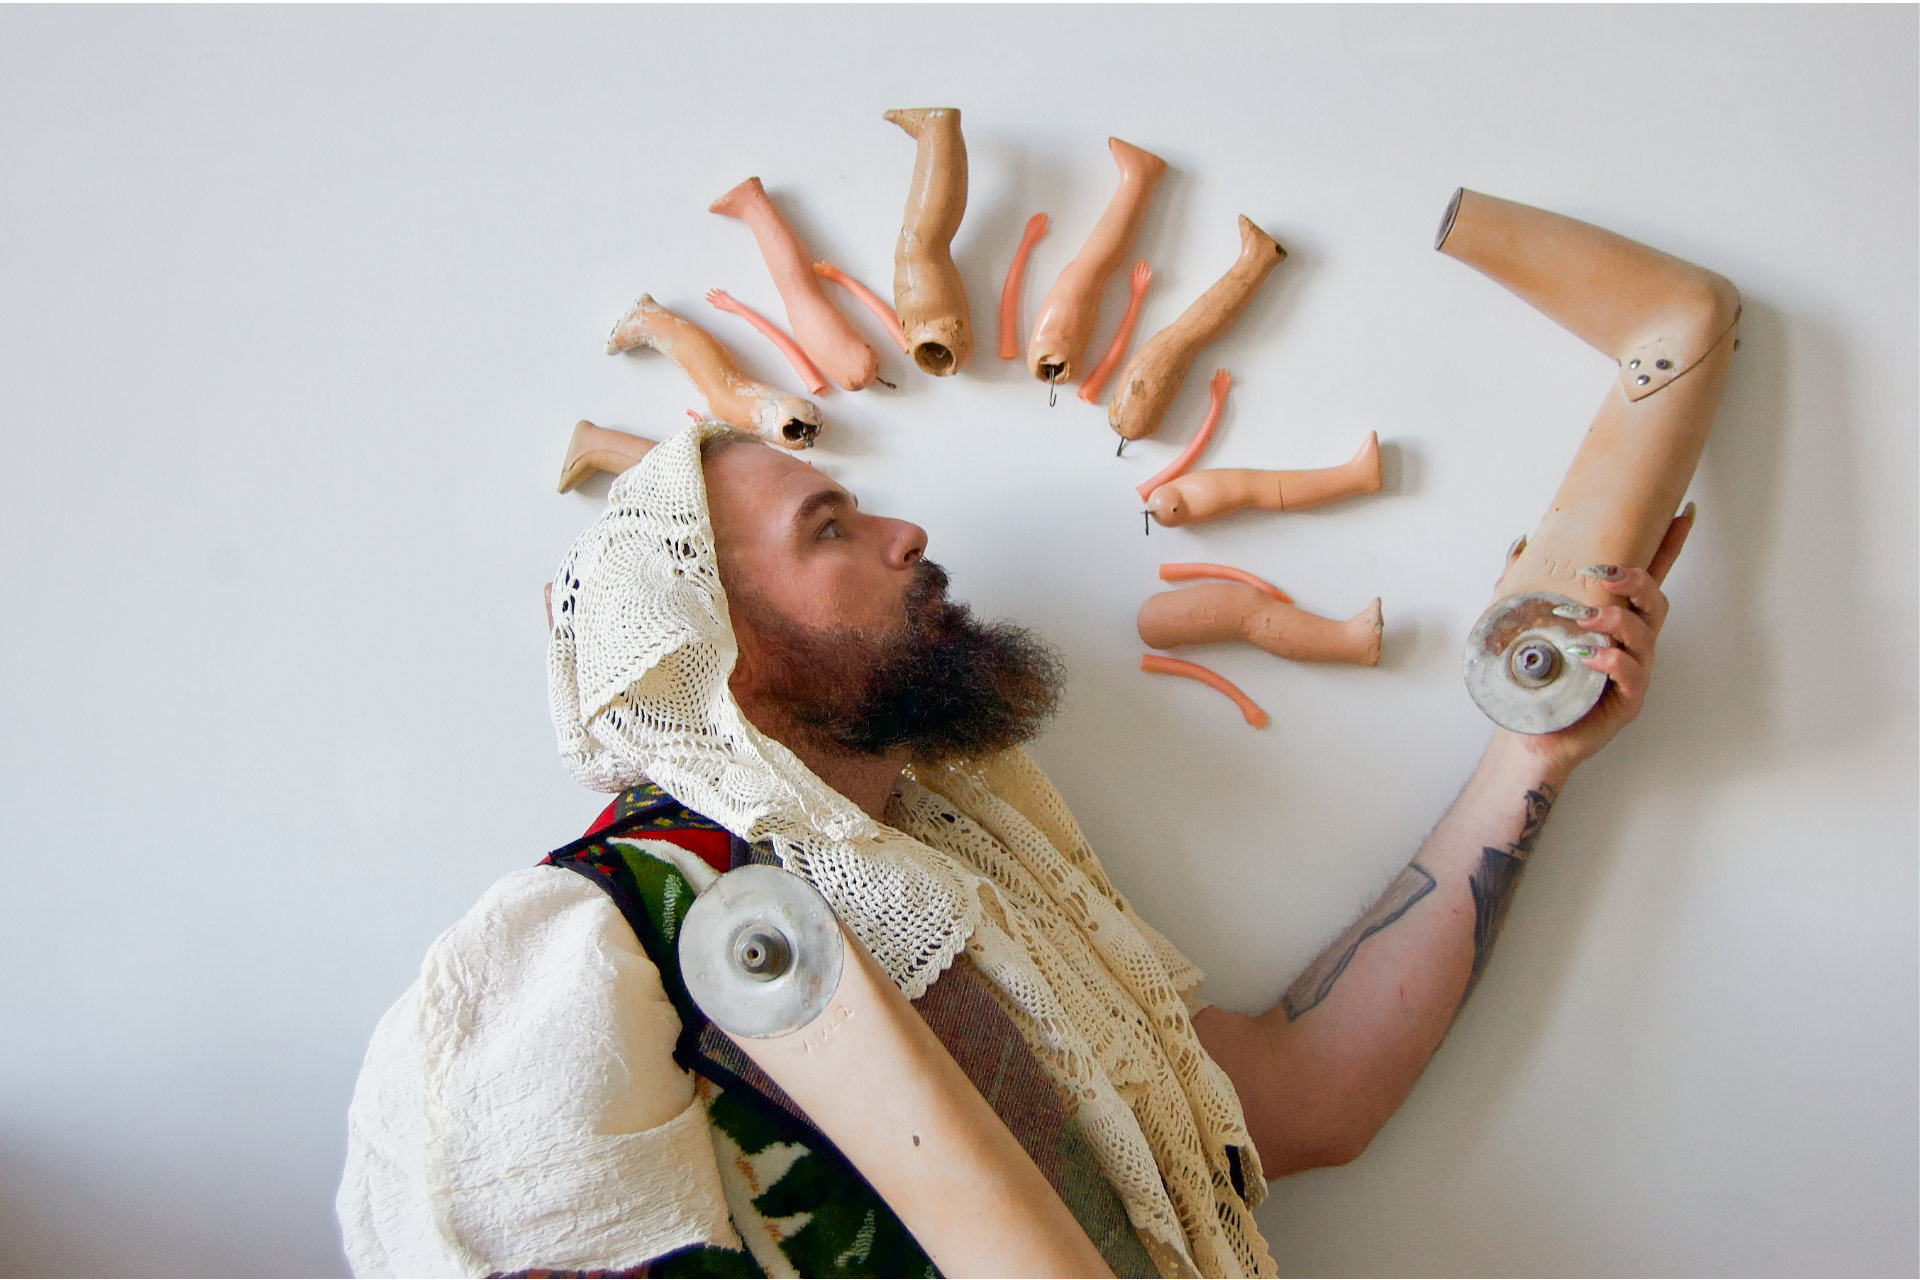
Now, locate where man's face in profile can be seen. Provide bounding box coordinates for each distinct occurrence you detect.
[703,439,1061,761]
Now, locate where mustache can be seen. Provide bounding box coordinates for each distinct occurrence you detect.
[901,559,954,624]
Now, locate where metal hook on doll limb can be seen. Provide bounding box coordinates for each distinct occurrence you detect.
[1436,187,1740,734]
[678,865,1113,1278]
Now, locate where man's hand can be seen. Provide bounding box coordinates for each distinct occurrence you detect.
[1501,505,1695,786]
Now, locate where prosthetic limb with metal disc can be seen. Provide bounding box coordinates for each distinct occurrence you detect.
[1437,188,1740,733]
[679,865,1114,1280]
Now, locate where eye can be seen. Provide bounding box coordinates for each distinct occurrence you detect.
[817,518,843,541]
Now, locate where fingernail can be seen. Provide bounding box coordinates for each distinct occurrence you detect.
[1564,644,1597,659]
[1552,603,1599,620]
[1505,534,1528,560]
[1581,564,1623,580]
[1562,634,1610,657]
[1680,500,1697,522]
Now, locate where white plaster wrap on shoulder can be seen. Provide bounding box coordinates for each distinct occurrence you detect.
[336,867,738,1277]
[545,419,1277,1277]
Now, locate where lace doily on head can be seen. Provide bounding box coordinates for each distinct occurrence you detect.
[548,418,1276,1277]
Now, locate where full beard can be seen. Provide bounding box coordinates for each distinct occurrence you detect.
[731,560,1064,762]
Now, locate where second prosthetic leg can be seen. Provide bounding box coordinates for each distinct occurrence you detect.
[1438,188,1740,733]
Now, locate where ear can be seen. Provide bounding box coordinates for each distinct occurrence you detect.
[724,624,787,746]
[726,614,765,702]
[727,647,757,697]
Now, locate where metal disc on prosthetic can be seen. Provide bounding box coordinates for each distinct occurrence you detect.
[679,864,844,1039]
[1463,592,1608,734]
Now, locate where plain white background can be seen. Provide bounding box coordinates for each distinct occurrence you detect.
[1,5,1913,1276]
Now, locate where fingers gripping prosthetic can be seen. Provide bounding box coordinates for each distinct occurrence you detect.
[1439,188,1741,733]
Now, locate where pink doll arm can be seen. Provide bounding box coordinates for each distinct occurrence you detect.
[998,213,1050,360]
[707,288,830,396]
[1134,368,1229,499]
[1078,261,1153,402]
[813,260,909,354]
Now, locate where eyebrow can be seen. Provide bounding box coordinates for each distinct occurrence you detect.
[788,486,853,538]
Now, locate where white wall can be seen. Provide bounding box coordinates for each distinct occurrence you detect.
[1,6,1912,1276]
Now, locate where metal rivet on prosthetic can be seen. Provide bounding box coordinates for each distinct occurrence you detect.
[679,864,844,1039]
[1463,592,1610,734]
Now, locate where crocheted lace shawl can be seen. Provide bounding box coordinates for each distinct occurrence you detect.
[546,421,1277,1279]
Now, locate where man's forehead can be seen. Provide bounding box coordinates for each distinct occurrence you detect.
[707,443,850,539]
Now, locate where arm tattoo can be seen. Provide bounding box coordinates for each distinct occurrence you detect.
[1282,864,1438,1021]
[1460,782,1557,1006]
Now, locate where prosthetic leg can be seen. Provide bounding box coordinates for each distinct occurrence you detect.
[679,866,1112,1279]
[1438,189,1740,733]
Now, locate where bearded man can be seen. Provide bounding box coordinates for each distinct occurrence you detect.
[338,421,1689,1278]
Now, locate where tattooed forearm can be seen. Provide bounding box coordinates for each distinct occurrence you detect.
[1460,783,1557,1005]
[1282,864,1437,1021]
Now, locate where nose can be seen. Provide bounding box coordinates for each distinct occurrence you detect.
[880,517,927,568]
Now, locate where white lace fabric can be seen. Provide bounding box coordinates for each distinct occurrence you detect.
[547,421,1277,1278]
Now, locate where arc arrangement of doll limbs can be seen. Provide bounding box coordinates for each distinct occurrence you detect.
[1438,188,1740,733]
[679,865,1112,1279]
